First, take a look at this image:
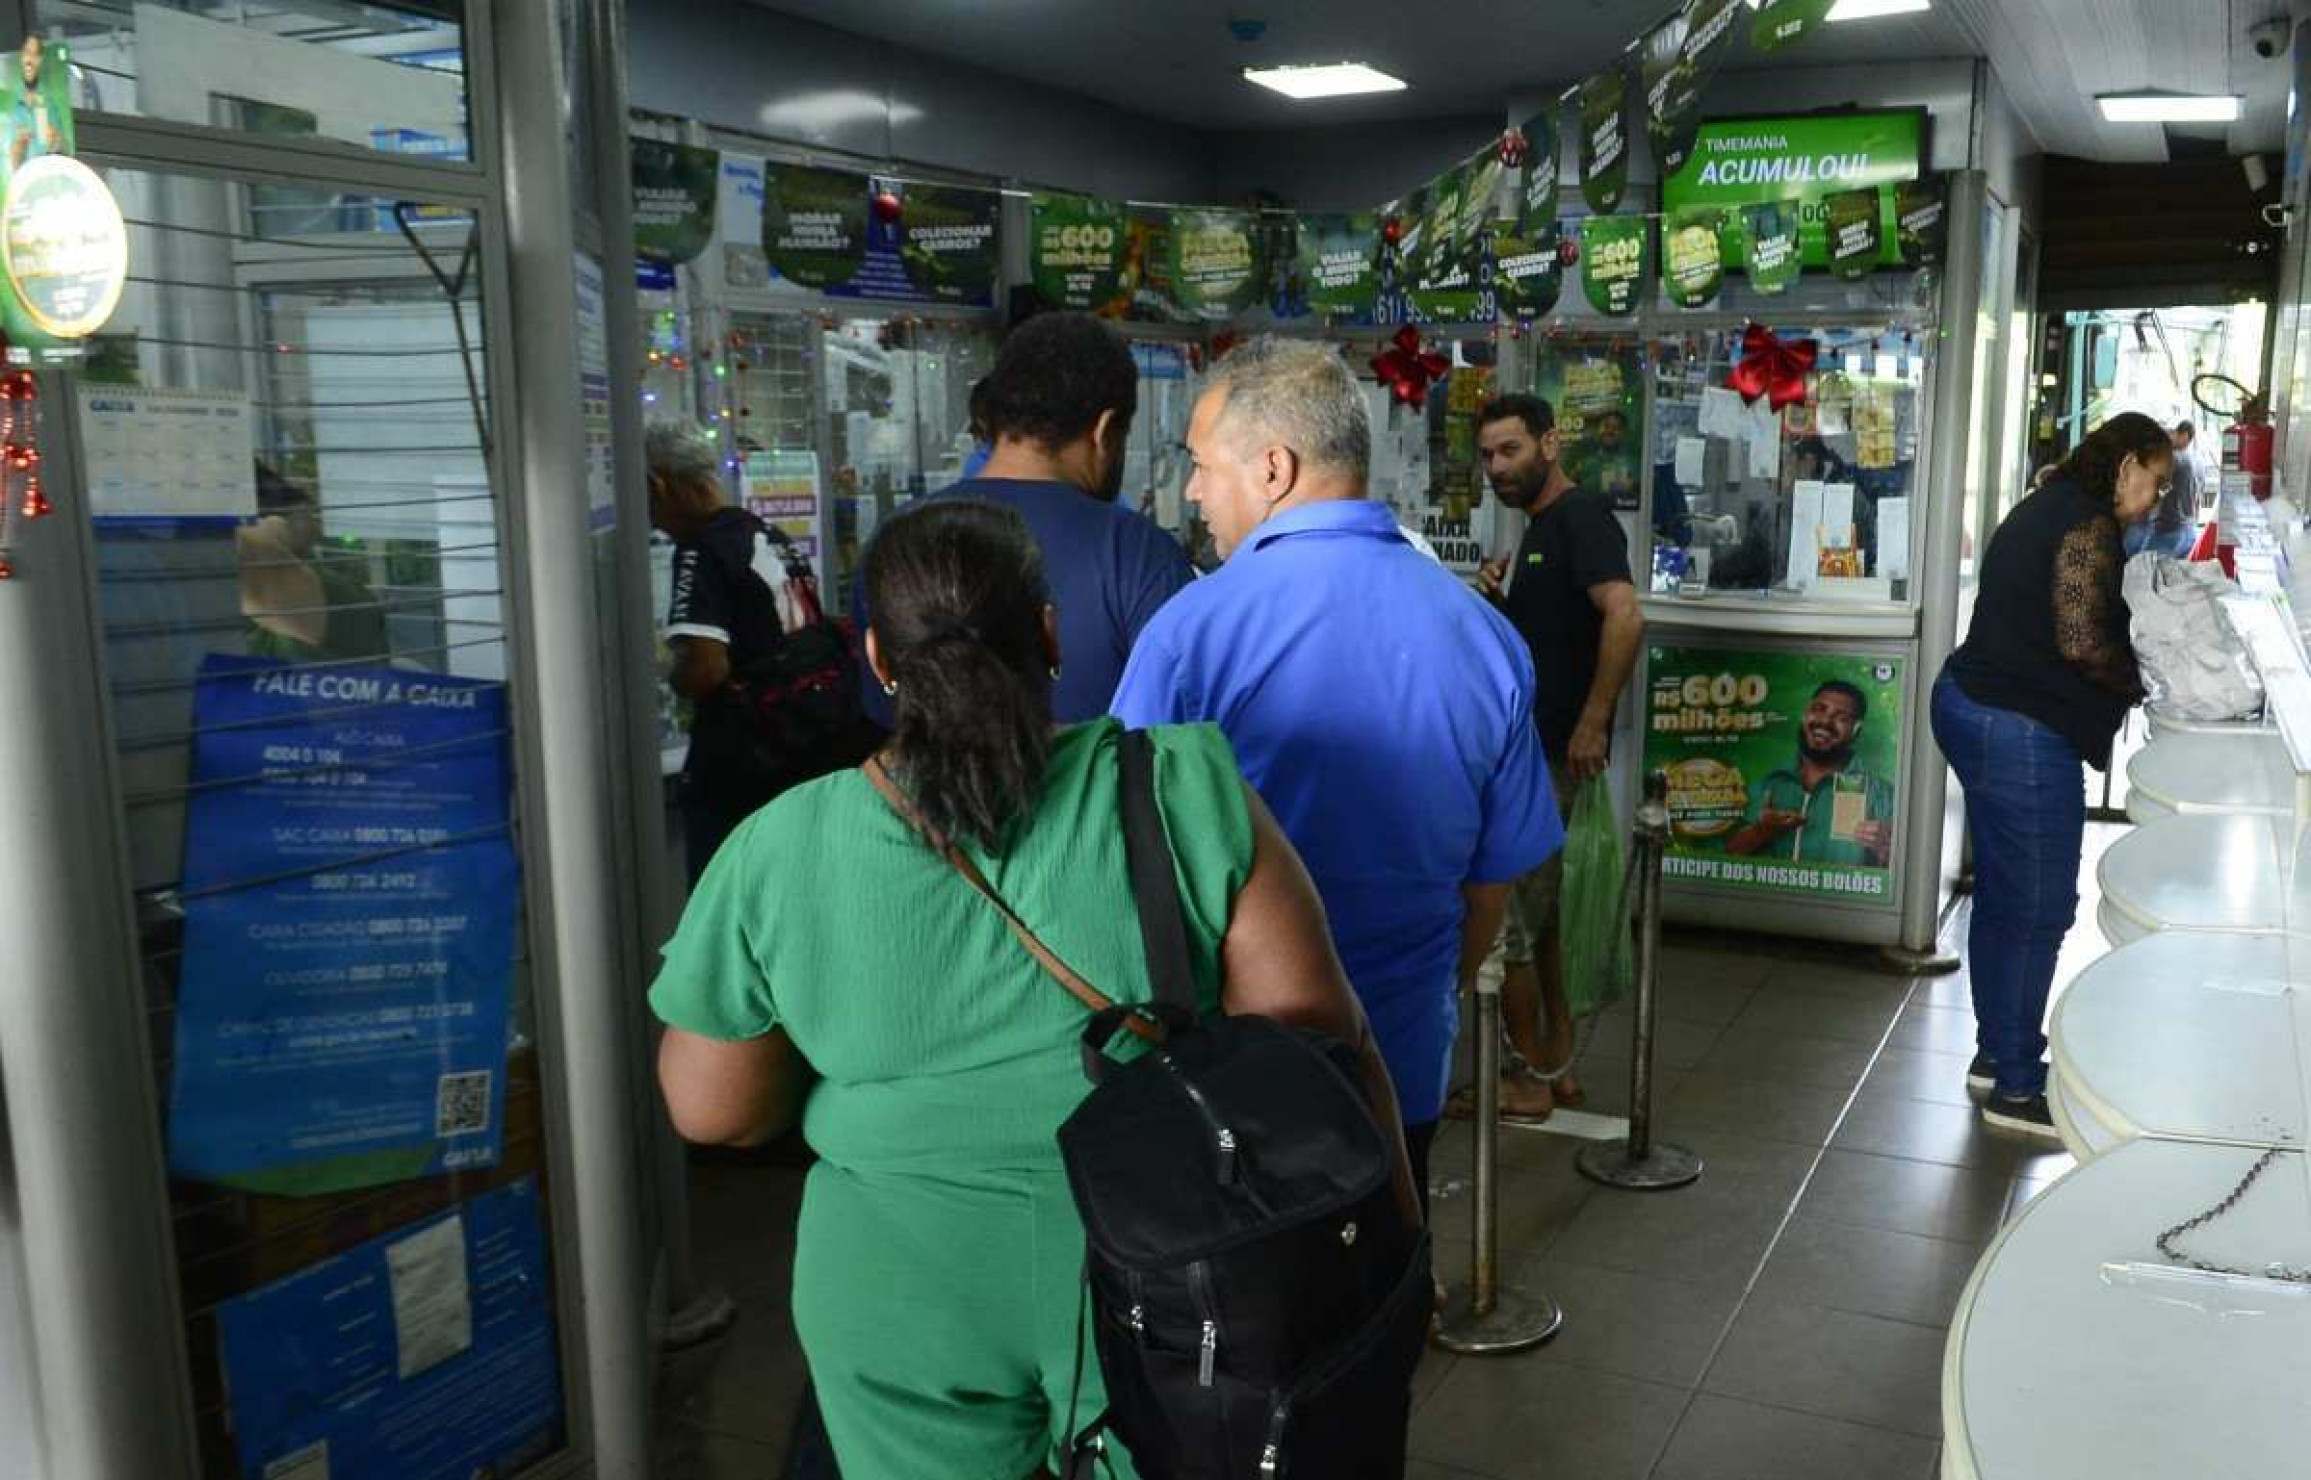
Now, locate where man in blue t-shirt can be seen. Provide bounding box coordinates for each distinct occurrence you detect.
[856,311,1193,726]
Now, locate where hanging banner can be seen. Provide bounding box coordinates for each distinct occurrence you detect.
[1515,109,1561,234]
[169,655,518,1196]
[1296,212,1381,321]
[630,139,718,267]
[1029,192,1128,311]
[1534,340,1646,509]
[1491,220,1563,321]
[1461,146,1510,235]
[1664,208,1725,308]
[761,163,868,291]
[1259,212,1304,317]
[1416,166,1468,278]
[1118,205,1176,320]
[0,39,123,355]
[1743,199,1803,294]
[1826,186,1884,279]
[216,1178,564,1480]
[716,152,769,290]
[1642,11,1705,184]
[1662,109,1924,271]
[1578,70,1631,214]
[1168,208,1263,321]
[1645,645,1905,904]
[821,177,999,307]
[1751,0,1836,51]
[1684,0,1746,76]
[1407,224,1486,324]
[1895,176,1948,266]
[1580,213,1649,317]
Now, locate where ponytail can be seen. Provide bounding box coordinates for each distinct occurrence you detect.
[863,501,1054,852]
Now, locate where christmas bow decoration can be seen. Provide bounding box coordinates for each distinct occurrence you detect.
[1726,324,1818,411]
[1371,326,1450,411]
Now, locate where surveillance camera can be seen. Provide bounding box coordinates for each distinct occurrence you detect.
[2252,17,2290,60]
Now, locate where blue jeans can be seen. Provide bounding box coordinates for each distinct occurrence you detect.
[1931,671,2085,1098]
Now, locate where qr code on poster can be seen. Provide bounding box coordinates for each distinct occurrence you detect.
[263,1440,329,1480]
[435,1070,493,1137]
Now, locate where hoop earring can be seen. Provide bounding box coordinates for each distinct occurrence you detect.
[1049,665,1062,681]
[881,679,898,696]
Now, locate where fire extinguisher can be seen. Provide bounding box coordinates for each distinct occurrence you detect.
[2223,408,2275,503]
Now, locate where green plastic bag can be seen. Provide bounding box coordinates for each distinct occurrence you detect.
[1558,777,1633,1018]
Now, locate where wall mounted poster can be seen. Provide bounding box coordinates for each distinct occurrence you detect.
[216,1178,563,1480]
[630,139,718,266]
[1664,208,1725,308]
[1296,212,1380,320]
[762,163,868,290]
[1645,644,1905,904]
[1826,186,1884,279]
[1169,208,1262,321]
[1581,213,1649,317]
[168,655,518,1196]
[1533,339,1645,509]
[1661,110,1923,272]
[1743,199,1802,293]
[1492,220,1563,320]
[1578,69,1630,213]
[1029,192,1127,311]
[825,178,999,307]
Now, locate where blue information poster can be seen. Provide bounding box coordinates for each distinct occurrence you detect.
[169,655,518,1195]
[216,1177,564,1480]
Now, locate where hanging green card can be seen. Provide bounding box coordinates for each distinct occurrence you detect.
[1683,0,1745,74]
[1581,214,1649,317]
[898,183,1001,303]
[1743,200,1802,294]
[1664,209,1725,308]
[631,140,718,266]
[1462,146,1509,234]
[762,164,867,290]
[1491,220,1563,320]
[1643,11,1706,182]
[1029,192,1127,311]
[1751,0,1836,52]
[1169,208,1263,321]
[1419,165,1467,277]
[1826,187,1883,279]
[1515,109,1561,234]
[1896,176,1948,266]
[1578,70,1630,215]
[1297,212,1381,320]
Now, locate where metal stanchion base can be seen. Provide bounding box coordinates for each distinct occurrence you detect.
[1576,1138,1704,1190]
[1876,943,1961,976]
[1433,1286,1563,1354]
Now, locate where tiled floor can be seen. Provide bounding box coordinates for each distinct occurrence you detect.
[654,830,2128,1478]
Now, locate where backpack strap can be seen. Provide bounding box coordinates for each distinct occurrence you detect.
[861,755,1162,1048]
[1117,728,1200,1019]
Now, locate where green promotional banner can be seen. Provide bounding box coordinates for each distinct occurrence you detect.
[1743,199,1802,294]
[1751,0,1835,51]
[1169,208,1262,321]
[1407,226,1485,323]
[0,37,120,355]
[1896,176,1948,265]
[1578,70,1630,214]
[1461,146,1509,237]
[1515,109,1560,234]
[1662,110,1923,271]
[631,140,718,266]
[1416,166,1466,278]
[1826,186,1883,279]
[762,164,867,290]
[1642,12,1705,183]
[1664,208,1725,308]
[1534,340,1645,509]
[1029,192,1127,311]
[1491,221,1562,321]
[1297,212,1380,320]
[1580,213,1649,317]
[1683,0,1745,75]
[898,182,1001,303]
[1644,645,1906,905]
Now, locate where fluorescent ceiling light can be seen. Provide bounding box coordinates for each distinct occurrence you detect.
[1827,0,1930,19]
[1243,62,1408,100]
[2098,92,2244,124]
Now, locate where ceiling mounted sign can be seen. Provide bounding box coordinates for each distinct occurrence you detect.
[1578,69,1631,214]
[1662,109,1925,272]
[761,164,868,291]
[1751,0,1835,52]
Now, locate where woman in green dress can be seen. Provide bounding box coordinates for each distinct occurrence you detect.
[652,499,1413,1479]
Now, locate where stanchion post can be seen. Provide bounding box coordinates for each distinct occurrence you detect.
[1577,771,1704,1192]
[1435,971,1562,1354]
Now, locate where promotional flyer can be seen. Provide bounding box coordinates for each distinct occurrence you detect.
[630,140,718,267]
[1029,192,1127,311]
[1579,69,1631,213]
[761,163,869,290]
[1644,645,1905,904]
[1580,212,1650,318]
[1296,212,1381,320]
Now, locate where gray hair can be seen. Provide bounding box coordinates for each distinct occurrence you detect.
[644,420,720,486]
[1205,336,1370,481]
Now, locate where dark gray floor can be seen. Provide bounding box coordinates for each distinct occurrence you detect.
[654,842,2124,1478]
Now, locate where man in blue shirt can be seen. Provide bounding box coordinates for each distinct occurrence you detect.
[1111,337,1563,1198]
[857,311,1192,726]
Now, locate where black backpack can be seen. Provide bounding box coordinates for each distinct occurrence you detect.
[720,519,880,804]
[871,731,1433,1478]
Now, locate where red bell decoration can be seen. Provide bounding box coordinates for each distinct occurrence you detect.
[1497,127,1531,170]
[1556,236,1580,270]
[0,369,43,521]
[1370,326,1450,413]
[1725,325,1819,411]
[871,189,904,225]
[1381,216,1404,248]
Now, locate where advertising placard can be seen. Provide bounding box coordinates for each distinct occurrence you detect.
[1661,109,1923,271]
[216,1178,563,1480]
[1169,207,1262,321]
[1580,213,1650,317]
[1492,220,1563,321]
[1029,192,1127,311]
[1534,339,1645,509]
[1644,644,1905,904]
[1578,70,1631,213]
[1743,199,1803,294]
[762,163,868,290]
[1826,186,1885,279]
[168,655,518,1195]
[630,139,718,267]
[826,178,999,307]
[1643,11,1705,182]
[1296,212,1379,320]
[1895,175,1948,265]
[1664,207,1725,308]
[0,39,123,355]
[1514,108,1561,233]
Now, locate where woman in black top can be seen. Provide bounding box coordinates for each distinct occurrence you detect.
[1932,412,2172,1142]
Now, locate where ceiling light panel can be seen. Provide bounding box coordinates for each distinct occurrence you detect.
[1242,62,1408,101]
[2097,93,2245,124]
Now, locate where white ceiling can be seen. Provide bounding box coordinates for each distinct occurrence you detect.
[747,0,2298,161]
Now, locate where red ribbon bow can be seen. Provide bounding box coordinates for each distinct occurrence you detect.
[1726,325,1818,411]
[1371,327,1450,411]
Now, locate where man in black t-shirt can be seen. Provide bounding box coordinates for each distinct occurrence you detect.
[1455,394,1643,1122]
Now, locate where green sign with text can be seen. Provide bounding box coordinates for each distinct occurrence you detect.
[1660,110,1923,272]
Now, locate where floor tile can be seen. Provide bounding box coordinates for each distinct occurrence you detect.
[1749,1215,1983,1327]
[654,1292,810,1448]
[654,1420,787,1480]
[1626,971,1765,1028]
[1412,1347,1458,1415]
[1545,1178,1789,1291]
[1702,1296,1947,1438]
[1727,986,1905,1047]
[1858,1046,1978,1109]
[1405,1462,1493,1480]
[1693,1022,1881,1091]
[1794,1149,2008,1245]
[1753,958,1915,1001]
[1883,1003,1981,1056]
[1427,1132,1599,1269]
[1575,1012,1731,1073]
[1408,1358,1686,1478]
[1910,972,1974,1010]
[1495,1258,1741,1388]
[1652,1393,1939,1480]
[1664,1068,1855,1149]
[1830,1092,2028,1172]
[1658,942,1777,992]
